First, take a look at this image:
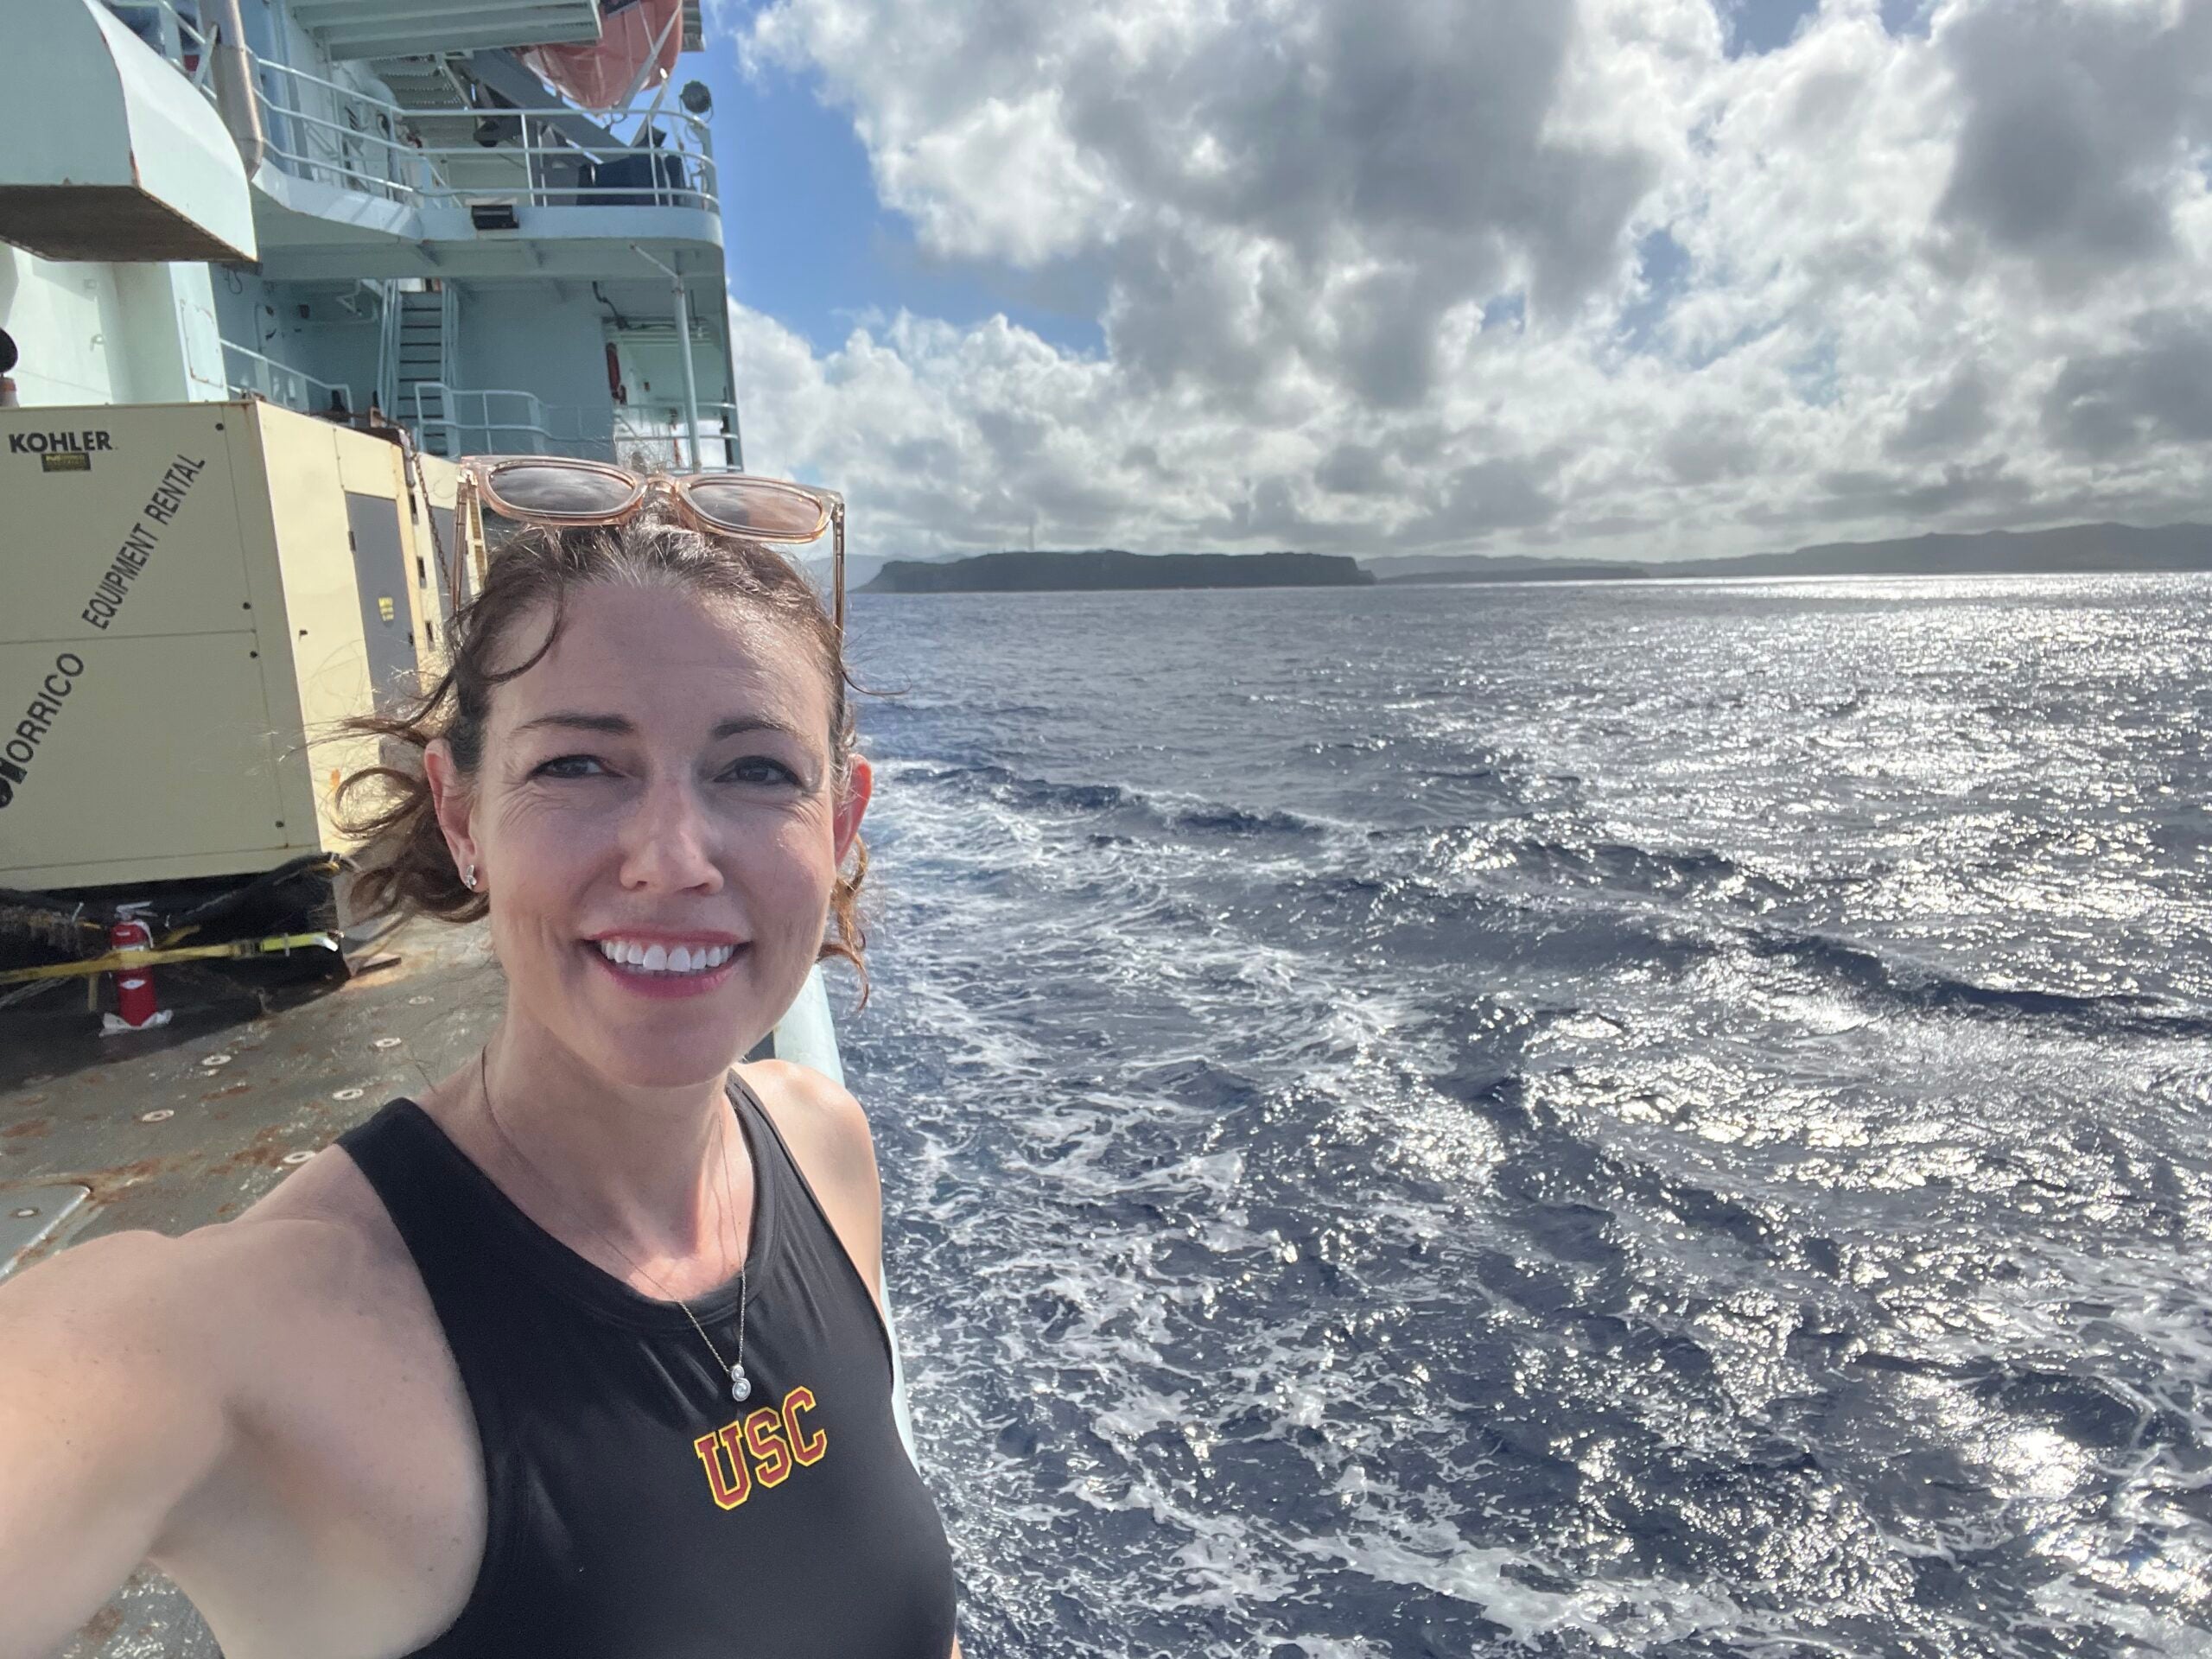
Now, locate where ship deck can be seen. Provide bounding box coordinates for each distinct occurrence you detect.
[0,919,501,1657]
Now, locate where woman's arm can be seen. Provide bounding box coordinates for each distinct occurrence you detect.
[0,1229,237,1659]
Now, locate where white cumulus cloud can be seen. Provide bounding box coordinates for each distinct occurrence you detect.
[726,0,2212,562]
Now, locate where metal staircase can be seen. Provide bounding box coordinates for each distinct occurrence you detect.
[363,55,473,115]
[391,284,454,453]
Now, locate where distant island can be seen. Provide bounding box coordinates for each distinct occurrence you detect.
[861,549,1372,593]
[1367,522,2212,583]
[850,522,2212,595]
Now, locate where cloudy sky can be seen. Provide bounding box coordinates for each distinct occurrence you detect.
[697,0,2212,563]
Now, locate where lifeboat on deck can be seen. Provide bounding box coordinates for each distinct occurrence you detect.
[520,0,683,111]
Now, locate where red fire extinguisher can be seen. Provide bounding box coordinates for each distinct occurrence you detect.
[101,905,172,1035]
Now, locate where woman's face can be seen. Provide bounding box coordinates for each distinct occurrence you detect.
[429,581,870,1090]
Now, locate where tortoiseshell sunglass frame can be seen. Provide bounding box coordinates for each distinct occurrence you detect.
[454,454,848,631]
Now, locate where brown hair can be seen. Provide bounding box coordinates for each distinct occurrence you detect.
[334,512,871,1005]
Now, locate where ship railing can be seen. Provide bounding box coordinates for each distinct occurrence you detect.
[251,60,717,217]
[410,384,609,460]
[105,1,215,91]
[612,407,743,471]
[223,341,355,417]
[252,59,452,206]
[410,385,738,467]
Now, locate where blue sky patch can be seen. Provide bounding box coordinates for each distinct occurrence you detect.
[701,42,1105,355]
[1723,0,1821,55]
[1725,0,1931,56]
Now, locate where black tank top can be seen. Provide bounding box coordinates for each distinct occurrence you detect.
[334,1074,959,1657]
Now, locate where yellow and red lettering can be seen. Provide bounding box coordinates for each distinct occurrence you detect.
[693,1427,753,1510]
[697,1384,830,1510]
[744,1407,794,1487]
[783,1386,827,1465]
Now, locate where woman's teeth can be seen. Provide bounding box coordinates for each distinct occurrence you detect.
[595,939,738,975]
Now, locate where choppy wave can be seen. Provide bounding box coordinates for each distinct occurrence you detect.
[842,575,2212,1658]
[889,759,1341,842]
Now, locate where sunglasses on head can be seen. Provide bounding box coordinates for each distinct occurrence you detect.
[455,456,848,631]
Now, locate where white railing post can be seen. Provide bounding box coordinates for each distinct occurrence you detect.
[632,246,701,467]
[375,281,397,417]
[441,282,458,386]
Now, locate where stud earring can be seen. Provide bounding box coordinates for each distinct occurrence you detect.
[463,859,478,891]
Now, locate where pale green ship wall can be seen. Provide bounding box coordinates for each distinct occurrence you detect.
[210,267,386,416]
[1,247,231,407]
[454,283,623,435]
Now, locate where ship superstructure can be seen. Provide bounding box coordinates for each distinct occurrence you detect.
[0,0,746,928]
[5,0,738,467]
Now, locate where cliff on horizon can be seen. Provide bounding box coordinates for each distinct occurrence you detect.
[855,522,2212,596]
[861,549,1374,593]
[1367,521,2212,583]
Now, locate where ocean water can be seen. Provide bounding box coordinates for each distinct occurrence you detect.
[836,574,2212,1659]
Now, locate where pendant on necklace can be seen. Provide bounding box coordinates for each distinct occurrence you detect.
[730,1365,752,1402]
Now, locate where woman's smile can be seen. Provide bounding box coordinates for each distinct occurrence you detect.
[584,931,752,999]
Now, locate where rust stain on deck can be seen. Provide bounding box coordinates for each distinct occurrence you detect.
[213,1124,312,1175]
[80,1157,177,1204]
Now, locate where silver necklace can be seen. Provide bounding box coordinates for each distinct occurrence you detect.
[476,1047,753,1402]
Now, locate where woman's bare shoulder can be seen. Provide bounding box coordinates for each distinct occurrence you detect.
[223,1134,420,1302]
[8,1137,402,1331]
[0,1141,415,1465]
[738,1060,880,1187]
[7,1135,430,1378]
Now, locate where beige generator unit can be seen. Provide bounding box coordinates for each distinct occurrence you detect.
[0,399,470,938]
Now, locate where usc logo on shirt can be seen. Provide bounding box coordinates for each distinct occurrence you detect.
[691,1385,828,1510]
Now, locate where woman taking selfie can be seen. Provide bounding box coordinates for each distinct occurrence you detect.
[0,460,962,1658]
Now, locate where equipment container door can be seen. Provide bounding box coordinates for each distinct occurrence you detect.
[344,493,416,714]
